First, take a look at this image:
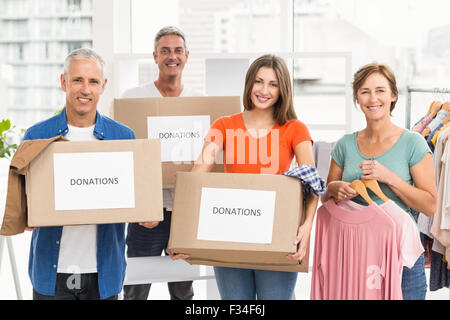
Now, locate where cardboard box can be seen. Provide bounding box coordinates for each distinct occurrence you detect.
[168,171,308,272]
[112,96,241,188]
[26,139,163,227]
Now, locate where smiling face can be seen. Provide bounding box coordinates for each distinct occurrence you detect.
[356,72,397,121]
[250,67,280,111]
[153,35,189,79]
[61,59,106,122]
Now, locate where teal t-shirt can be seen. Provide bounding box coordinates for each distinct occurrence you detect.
[331,130,431,213]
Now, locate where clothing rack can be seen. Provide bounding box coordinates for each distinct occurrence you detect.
[406,87,450,129]
[0,235,23,299]
[407,86,450,298]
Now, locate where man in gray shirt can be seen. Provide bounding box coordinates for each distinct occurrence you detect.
[122,26,203,300]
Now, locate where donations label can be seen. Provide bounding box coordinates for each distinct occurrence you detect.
[53,152,135,211]
[197,187,276,244]
[147,115,210,162]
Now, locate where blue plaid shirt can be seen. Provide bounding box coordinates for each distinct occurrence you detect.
[282,165,326,196]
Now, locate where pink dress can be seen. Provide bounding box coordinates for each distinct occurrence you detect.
[311,199,403,300]
[337,200,424,270]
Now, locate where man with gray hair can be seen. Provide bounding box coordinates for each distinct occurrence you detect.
[23,47,137,300]
[122,26,203,300]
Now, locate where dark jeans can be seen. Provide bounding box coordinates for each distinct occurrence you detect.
[33,273,117,300]
[123,209,194,300]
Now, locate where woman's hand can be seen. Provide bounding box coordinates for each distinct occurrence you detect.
[166,247,189,260]
[287,221,313,263]
[359,160,392,185]
[139,221,160,229]
[325,180,358,202]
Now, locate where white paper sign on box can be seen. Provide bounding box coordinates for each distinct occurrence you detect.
[147,115,211,162]
[53,152,135,211]
[197,187,276,244]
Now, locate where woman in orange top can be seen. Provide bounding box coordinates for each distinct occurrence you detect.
[170,54,318,299]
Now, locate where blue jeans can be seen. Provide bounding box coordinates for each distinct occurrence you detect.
[213,266,298,300]
[401,253,427,300]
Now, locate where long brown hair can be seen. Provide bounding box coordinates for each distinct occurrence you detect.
[243,54,297,125]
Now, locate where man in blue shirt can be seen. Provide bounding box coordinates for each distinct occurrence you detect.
[24,48,140,300]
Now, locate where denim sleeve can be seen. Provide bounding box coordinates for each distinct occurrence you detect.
[22,128,33,141]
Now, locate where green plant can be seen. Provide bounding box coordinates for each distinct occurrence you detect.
[0,119,22,159]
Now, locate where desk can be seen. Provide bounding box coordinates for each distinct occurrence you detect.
[123,256,220,299]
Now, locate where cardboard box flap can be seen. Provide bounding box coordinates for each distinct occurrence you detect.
[173,248,299,265]
[113,96,241,139]
[113,96,242,187]
[186,259,308,273]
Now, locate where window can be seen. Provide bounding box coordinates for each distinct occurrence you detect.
[66,41,84,55]
[38,19,54,37]
[0,0,92,129]
[130,0,286,54]
[67,0,82,12]
[293,0,450,129]
[8,20,29,39]
[38,0,55,15]
[12,66,28,83]
[8,43,26,60]
[9,88,28,107]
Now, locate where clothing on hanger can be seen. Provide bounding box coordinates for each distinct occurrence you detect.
[429,127,450,233]
[413,101,442,134]
[311,199,403,300]
[431,122,450,147]
[422,109,450,137]
[430,250,450,291]
[427,123,445,151]
[337,200,424,271]
[413,101,450,290]
[412,115,434,134]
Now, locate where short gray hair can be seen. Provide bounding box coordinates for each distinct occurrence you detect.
[154,26,187,53]
[64,48,105,79]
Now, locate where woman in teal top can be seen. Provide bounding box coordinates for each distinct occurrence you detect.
[321,63,437,300]
[331,130,431,214]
